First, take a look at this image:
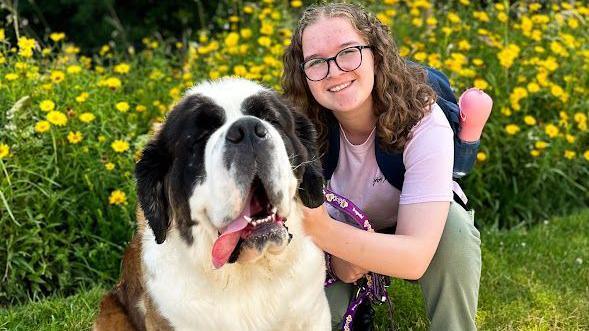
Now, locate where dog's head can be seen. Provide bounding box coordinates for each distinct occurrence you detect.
[136,78,324,268]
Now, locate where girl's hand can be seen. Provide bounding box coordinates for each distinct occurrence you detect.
[331,255,367,283]
[300,204,330,243]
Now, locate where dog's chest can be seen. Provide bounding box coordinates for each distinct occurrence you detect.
[141,229,326,330]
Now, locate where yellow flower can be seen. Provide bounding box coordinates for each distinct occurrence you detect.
[115,102,130,112]
[574,112,587,123]
[243,5,254,14]
[564,150,576,160]
[76,92,89,103]
[414,52,427,62]
[111,140,130,153]
[46,111,68,126]
[505,124,520,135]
[473,11,489,22]
[530,149,540,157]
[550,85,564,97]
[109,190,127,205]
[49,32,65,42]
[224,32,240,48]
[527,82,540,93]
[79,112,96,123]
[535,141,548,149]
[114,63,131,74]
[5,73,19,81]
[66,65,81,74]
[67,131,83,144]
[0,143,10,159]
[476,152,487,162]
[136,105,146,112]
[566,134,576,144]
[18,37,36,57]
[0,29,4,42]
[233,65,248,76]
[524,115,536,126]
[544,124,559,138]
[105,162,115,171]
[584,151,589,161]
[290,0,302,8]
[426,17,438,26]
[104,77,122,89]
[258,36,272,47]
[240,29,253,39]
[458,40,471,51]
[260,22,274,35]
[50,70,65,83]
[474,79,488,90]
[39,100,55,112]
[568,18,579,29]
[447,12,461,23]
[65,45,80,54]
[497,12,508,23]
[169,87,180,99]
[35,120,51,133]
[497,44,520,68]
[209,71,220,80]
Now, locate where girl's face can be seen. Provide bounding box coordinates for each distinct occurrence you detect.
[301,16,375,116]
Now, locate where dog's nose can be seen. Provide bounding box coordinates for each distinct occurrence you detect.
[226,118,268,144]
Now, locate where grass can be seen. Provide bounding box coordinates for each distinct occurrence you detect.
[1,209,587,331]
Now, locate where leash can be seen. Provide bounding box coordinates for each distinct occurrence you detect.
[323,188,397,331]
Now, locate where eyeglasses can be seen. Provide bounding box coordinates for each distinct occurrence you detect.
[300,45,371,81]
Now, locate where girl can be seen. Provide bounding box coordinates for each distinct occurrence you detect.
[282,3,482,330]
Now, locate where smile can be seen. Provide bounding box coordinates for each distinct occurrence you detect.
[328,80,354,92]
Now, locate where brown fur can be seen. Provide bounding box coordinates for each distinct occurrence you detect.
[93,209,172,331]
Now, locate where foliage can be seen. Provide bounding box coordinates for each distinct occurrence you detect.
[1,0,236,52]
[0,0,588,303]
[1,209,587,330]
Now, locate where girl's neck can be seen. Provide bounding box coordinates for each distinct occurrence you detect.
[333,104,377,145]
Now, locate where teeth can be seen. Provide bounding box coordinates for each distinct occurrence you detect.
[244,216,252,222]
[328,81,352,92]
[249,215,274,227]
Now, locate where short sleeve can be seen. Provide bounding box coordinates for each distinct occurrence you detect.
[400,103,454,204]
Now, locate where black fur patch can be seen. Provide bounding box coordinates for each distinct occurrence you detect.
[136,94,225,244]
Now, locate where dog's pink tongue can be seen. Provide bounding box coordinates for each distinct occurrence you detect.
[211,217,248,269]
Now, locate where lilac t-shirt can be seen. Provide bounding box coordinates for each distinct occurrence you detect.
[326,103,462,230]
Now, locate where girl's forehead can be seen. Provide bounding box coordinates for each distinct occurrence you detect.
[301,17,366,55]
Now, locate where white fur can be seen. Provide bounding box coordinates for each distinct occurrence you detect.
[142,207,329,331]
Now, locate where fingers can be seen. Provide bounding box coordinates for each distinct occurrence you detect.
[331,256,367,283]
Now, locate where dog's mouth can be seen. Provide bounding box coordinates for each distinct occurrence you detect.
[211,177,289,269]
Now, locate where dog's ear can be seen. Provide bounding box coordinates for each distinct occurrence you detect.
[293,112,325,208]
[135,139,171,244]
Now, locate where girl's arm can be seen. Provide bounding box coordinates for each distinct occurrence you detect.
[303,200,449,280]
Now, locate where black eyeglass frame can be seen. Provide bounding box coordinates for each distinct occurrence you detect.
[300,45,372,81]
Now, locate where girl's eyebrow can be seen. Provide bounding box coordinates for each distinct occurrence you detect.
[303,41,361,62]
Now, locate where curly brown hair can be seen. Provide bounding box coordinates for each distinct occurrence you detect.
[282,2,436,153]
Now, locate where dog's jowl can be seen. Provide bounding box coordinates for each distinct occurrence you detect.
[93,78,330,331]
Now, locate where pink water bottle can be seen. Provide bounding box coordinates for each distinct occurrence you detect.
[457,88,493,142]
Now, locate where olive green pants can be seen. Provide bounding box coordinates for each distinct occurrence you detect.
[326,202,482,330]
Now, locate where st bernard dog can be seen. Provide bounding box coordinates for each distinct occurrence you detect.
[93,78,330,331]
